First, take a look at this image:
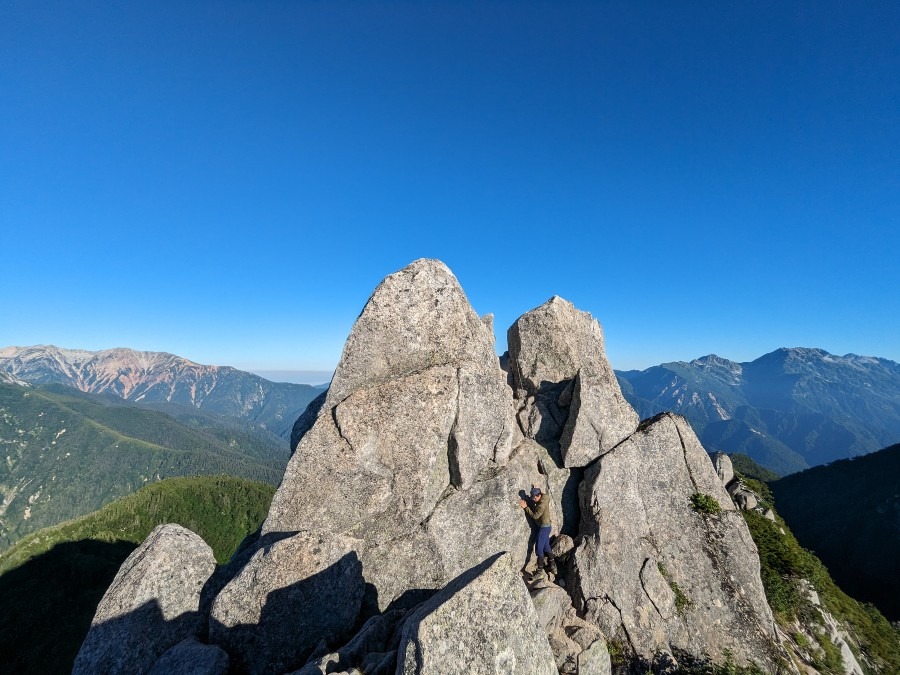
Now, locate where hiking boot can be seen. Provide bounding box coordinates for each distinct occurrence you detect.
[546,557,558,576]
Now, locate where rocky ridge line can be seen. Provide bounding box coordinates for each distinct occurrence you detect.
[75,258,796,674]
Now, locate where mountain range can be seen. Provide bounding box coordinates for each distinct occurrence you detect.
[0,345,322,441]
[4,344,898,479]
[64,260,900,675]
[0,379,287,551]
[616,348,900,475]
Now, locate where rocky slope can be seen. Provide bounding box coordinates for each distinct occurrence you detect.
[76,259,824,674]
[616,350,900,475]
[709,453,900,675]
[0,345,321,440]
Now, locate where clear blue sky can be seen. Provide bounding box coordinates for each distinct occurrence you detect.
[2,1,898,379]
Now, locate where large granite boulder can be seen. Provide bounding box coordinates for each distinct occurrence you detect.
[395,552,556,674]
[578,638,613,675]
[572,413,781,670]
[209,532,365,675]
[73,524,216,675]
[508,296,605,396]
[531,584,573,635]
[260,260,522,613]
[507,297,637,469]
[713,451,734,486]
[559,369,639,467]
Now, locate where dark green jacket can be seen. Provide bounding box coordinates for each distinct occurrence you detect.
[524,494,552,527]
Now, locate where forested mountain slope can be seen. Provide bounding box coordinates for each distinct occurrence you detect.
[0,381,287,550]
[771,443,900,622]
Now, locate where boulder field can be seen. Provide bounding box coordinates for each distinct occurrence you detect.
[75,259,792,674]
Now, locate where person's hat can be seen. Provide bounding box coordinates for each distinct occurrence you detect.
[530,487,542,497]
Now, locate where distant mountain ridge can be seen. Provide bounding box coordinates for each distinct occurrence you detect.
[0,380,288,551]
[0,345,321,440]
[616,347,900,475]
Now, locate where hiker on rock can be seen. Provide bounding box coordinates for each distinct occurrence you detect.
[520,485,556,574]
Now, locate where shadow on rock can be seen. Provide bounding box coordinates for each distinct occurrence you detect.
[209,551,366,675]
[200,529,298,619]
[74,598,205,674]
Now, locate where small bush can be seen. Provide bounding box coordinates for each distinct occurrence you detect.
[657,561,691,613]
[606,639,625,667]
[690,493,721,515]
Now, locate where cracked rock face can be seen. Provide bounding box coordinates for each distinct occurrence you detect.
[395,552,556,675]
[572,413,779,669]
[261,259,521,612]
[73,524,216,675]
[508,297,637,469]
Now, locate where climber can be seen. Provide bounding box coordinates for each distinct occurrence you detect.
[519,485,556,575]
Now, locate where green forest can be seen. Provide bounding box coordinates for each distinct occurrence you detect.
[0,382,287,550]
[735,467,900,675]
[771,444,900,623]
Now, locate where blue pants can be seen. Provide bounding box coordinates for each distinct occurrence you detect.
[536,525,552,560]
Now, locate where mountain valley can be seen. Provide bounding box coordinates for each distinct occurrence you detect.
[0,380,287,551]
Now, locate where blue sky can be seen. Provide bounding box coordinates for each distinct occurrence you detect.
[2,2,898,380]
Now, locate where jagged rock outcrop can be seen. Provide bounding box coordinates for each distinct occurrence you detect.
[323,259,500,407]
[257,259,525,615]
[394,552,556,674]
[73,524,216,675]
[713,451,734,486]
[508,296,638,469]
[80,258,795,675]
[209,532,365,675]
[572,413,780,670]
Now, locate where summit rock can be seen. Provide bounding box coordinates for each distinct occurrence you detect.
[77,258,798,675]
[508,296,638,469]
[257,259,520,614]
[324,259,499,407]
